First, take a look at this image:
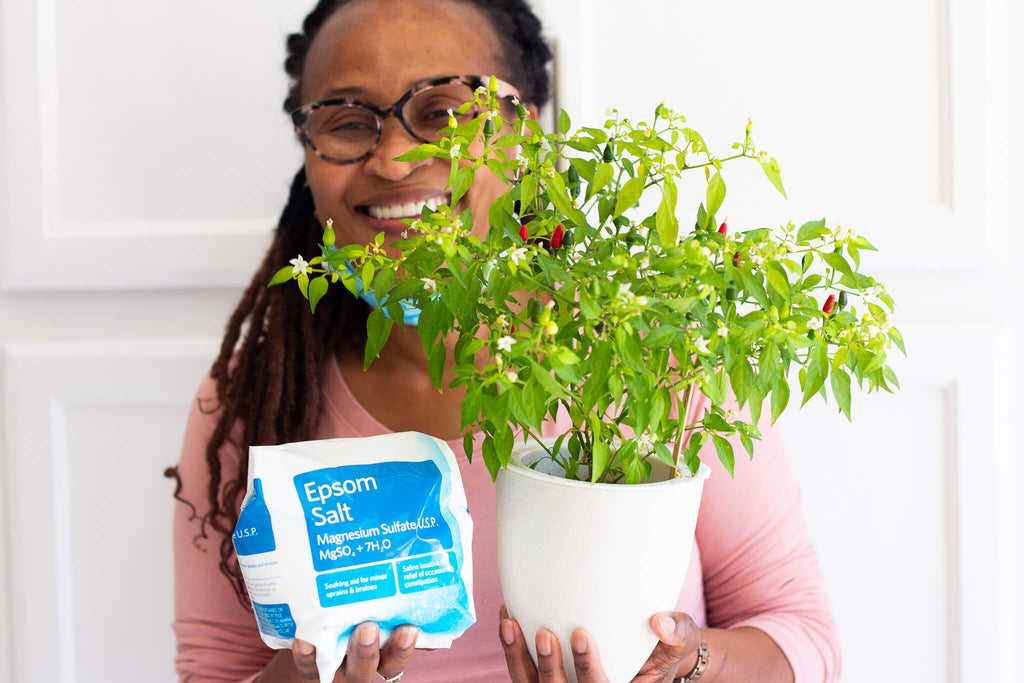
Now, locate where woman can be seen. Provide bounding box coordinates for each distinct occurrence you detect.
[169,0,841,681]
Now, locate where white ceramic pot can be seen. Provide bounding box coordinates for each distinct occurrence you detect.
[496,439,711,683]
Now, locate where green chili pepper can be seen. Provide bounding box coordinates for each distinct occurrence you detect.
[602,141,614,163]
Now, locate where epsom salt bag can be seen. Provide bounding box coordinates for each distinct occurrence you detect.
[232,432,475,683]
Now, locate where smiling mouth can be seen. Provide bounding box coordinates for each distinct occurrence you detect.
[361,195,449,221]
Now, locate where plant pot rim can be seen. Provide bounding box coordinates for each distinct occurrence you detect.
[506,438,711,492]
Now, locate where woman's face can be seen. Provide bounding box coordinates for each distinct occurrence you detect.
[300,0,517,251]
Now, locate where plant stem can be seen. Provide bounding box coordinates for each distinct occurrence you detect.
[672,383,697,478]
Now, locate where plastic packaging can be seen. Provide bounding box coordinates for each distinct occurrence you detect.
[233,432,475,683]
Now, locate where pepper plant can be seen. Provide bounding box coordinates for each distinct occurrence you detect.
[272,77,904,484]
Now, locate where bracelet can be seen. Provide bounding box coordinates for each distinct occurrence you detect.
[674,637,709,682]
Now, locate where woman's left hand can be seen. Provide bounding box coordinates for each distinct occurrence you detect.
[499,606,702,683]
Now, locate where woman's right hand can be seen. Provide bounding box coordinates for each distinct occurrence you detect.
[289,622,418,681]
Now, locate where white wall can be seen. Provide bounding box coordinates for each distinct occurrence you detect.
[1,0,1019,681]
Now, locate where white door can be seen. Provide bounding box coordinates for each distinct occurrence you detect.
[1,1,1020,682]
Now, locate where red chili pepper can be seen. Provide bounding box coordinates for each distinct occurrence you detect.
[519,224,528,241]
[510,324,516,333]
[718,221,728,235]
[551,224,565,249]
[732,251,740,265]
[822,294,836,315]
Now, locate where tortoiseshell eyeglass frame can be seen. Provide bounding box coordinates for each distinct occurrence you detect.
[289,74,522,165]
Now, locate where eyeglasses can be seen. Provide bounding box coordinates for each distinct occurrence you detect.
[290,75,522,165]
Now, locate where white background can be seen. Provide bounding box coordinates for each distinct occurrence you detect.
[1,1,1020,681]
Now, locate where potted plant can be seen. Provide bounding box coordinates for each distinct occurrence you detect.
[272,78,902,682]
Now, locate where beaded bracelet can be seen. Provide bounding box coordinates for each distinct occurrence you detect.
[674,637,709,682]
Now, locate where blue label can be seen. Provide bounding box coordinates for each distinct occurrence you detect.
[396,551,458,594]
[252,601,296,639]
[293,460,454,573]
[317,562,398,607]
[233,478,276,556]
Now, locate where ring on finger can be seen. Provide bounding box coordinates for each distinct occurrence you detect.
[377,671,403,683]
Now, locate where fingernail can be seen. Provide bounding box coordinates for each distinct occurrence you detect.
[297,640,314,656]
[499,604,509,620]
[536,630,552,657]
[359,622,379,646]
[570,630,588,655]
[394,625,417,649]
[658,614,677,634]
[500,619,515,646]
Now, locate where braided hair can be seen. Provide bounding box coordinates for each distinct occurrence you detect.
[166,0,553,607]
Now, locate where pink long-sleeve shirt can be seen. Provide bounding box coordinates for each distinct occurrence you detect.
[172,360,841,682]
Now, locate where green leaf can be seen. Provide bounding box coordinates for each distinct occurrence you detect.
[481,436,500,482]
[770,376,790,425]
[801,342,829,407]
[759,155,787,198]
[268,265,294,287]
[308,275,329,313]
[613,177,644,218]
[427,343,446,391]
[796,219,827,243]
[831,367,852,420]
[889,327,907,354]
[529,360,568,400]
[364,306,393,369]
[591,440,610,483]
[739,431,755,459]
[520,173,537,212]
[705,172,726,217]
[822,252,853,276]
[394,144,443,162]
[712,435,735,476]
[558,109,571,135]
[728,358,752,408]
[656,176,679,246]
[763,261,791,300]
[589,162,615,200]
[449,166,475,206]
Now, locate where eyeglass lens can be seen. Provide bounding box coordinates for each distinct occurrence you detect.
[304,82,488,163]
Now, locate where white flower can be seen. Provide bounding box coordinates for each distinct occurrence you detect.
[750,253,765,266]
[449,143,462,159]
[421,277,437,293]
[505,368,519,383]
[497,336,515,353]
[618,283,632,296]
[605,106,616,117]
[694,338,711,355]
[717,323,729,339]
[508,247,528,266]
[290,255,309,276]
[806,318,822,330]
[835,224,850,242]
[635,431,655,456]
